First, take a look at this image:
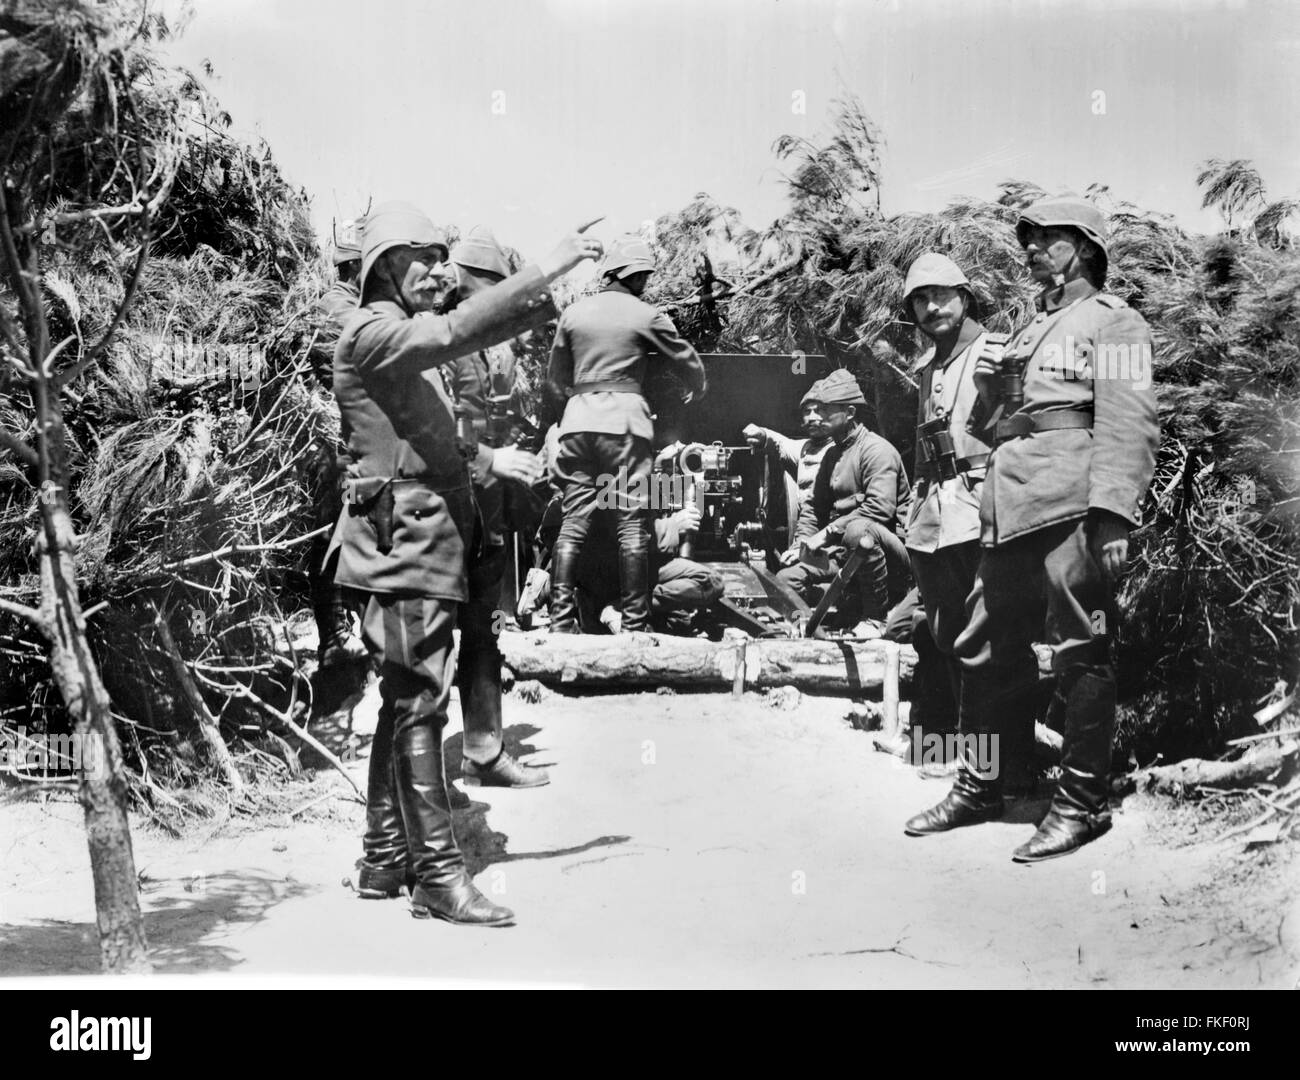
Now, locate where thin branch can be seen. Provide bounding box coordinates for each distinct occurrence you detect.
[220,680,363,800]
[0,426,38,468]
[158,524,330,572]
[0,596,50,636]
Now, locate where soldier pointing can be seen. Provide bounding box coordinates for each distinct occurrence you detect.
[329,201,601,925]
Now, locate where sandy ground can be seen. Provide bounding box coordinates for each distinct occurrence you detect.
[2,684,1298,988]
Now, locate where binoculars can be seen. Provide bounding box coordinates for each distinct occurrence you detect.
[917,418,958,482]
[1000,354,1028,416]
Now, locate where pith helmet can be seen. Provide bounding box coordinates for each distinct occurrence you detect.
[902,252,973,321]
[1016,196,1110,278]
[360,201,449,295]
[451,225,511,278]
[599,235,656,280]
[332,218,363,266]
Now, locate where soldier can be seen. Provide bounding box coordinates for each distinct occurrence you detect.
[742,408,833,539]
[573,503,723,634]
[329,201,600,924]
[775,370,913,630]
[442,226,548,788]
[308,219,368,667]
[545,235,707,633]
[905,197,1158,863]
[896,253,1001,749]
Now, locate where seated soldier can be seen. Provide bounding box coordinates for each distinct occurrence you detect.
[776,370,913,630]
[742,406,833,537]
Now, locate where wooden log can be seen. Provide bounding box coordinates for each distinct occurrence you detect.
[1132,745,1293,796]
[499,630,917,695]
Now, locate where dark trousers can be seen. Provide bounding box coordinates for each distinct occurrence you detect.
[552,431,652,542]
[357,593,461,873]
[552,432,653,630]
[457,482,508,766]
[777,518,911,621]
[953,518,1117,781]
[884,585,958,733]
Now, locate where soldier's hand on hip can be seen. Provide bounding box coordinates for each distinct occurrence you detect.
[489,446,544,486]
[539,217,606,282]
[778,546,801,567]
[1087,510,1131,582]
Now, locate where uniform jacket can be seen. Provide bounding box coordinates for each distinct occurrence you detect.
[980,278,1159,546]
[905,317,994,553]
[548,284,707,441]
[328,266,557,600]
[312,280,361,383]
[443,341,523,544]
[797,423,912,544]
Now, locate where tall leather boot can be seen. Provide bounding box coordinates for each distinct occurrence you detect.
[903,674,1006,835]
[1013,664,1115,863]
[354,701,409,898]
[395,725,515,926]
[458,633,549,788]
[548,541,582,634]
[616,518,652,633]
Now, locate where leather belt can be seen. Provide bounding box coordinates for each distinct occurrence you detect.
[915,453,989,481]
[996,409,1093,442]
[567,380,642,396]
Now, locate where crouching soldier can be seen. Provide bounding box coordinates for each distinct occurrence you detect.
[329,201,600,924]
[443,227,549,789]
[905,197,1158,862]
[776,370,912,630]
[579,503,724,634]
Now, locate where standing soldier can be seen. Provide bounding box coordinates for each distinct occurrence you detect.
[309,218,367,667]
[330,201,600,924]
[894,253,1001,763]
[443,226,549,788]
[545,235,707,633]
[905,197,1158,862]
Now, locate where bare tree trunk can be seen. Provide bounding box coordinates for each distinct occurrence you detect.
[35,396,151,973]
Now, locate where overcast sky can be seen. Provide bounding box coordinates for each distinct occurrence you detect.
[161,0,1299,263]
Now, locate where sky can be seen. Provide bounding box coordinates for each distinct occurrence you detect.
[160,0,1300,264]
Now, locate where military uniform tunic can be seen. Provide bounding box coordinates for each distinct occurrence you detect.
[953,278,1159,738]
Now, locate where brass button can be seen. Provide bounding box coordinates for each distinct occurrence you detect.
[1035,314,1046,323]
